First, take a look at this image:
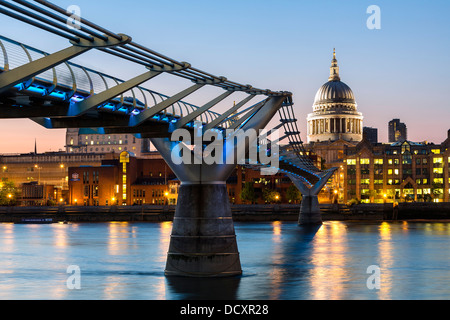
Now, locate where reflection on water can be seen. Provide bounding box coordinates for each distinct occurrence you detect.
[0,220,449,300]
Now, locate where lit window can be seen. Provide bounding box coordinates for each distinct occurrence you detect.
[360,159,370,165]
[374,159,383,165]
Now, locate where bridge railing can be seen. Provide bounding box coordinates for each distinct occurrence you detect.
[0,35,224,125]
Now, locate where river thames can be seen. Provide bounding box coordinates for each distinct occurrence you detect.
[0,220,449,300]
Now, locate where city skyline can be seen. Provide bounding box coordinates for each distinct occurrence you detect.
[0,0,449,153]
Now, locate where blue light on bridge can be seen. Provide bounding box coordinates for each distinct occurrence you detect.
[49,91,67,99]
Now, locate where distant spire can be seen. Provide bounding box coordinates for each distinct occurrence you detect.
[329,48,341,81]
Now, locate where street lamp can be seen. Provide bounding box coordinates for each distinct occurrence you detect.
[164,191,169,205]
[34,164,42,184]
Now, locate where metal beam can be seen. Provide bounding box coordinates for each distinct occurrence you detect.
[203,94,256,131]
[228,99,268,131]
[172,90,233,130]
[67,70,161,116]
[0,45,90,93]
[0,34,131,94]
[129,83,205,127]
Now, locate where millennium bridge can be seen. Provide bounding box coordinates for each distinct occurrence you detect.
[0,0,336,277]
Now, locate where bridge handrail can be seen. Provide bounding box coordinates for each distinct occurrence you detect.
[0,34,224,124]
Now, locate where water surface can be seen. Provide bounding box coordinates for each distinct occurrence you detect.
[0,220,449,300]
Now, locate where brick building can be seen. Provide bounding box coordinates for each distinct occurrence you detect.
[342,130,450,203]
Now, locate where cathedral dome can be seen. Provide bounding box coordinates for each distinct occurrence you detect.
[312,49,357,112]
[307,49,364,144]
[313,80,356,106]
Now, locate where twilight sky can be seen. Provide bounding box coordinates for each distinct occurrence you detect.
[0,0,449,153]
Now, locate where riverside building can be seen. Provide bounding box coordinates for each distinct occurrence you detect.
[342,130,450,203]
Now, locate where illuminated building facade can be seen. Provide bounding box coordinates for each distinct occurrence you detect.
[389,119,408,143]
[68,152,177,206]
[342,130,450,203]
[66,128,154,158]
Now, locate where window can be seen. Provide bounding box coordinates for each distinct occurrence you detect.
[374,159,383,165]
[84,185,90,197]
[93,186,99,197]
[360,159,370,165]
[374,169,383,175]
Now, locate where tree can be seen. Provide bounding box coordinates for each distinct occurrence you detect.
[240,182,257,204]
[0,181,19,206]
[262,189,280,204]
[286,185,301,204]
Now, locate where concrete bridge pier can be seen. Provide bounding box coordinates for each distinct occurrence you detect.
[165,182,242,277]
[288,169,337,225]
[151,95,287,277]
[152,134,242,277]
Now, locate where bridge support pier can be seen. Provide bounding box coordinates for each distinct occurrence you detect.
[299,195,322,225]
[165,183,242,277]
[288,169,338,225]
[150,95,287,277]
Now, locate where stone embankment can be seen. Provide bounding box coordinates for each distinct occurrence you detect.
[0,203,449,223]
